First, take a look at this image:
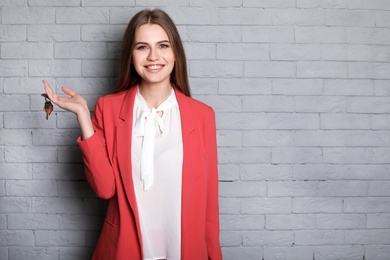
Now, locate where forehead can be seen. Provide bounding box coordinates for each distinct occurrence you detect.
[134,23,169,42]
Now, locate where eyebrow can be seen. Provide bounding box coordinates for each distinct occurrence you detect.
[134,40,171,46]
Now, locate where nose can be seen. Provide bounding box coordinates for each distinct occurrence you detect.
[147,47,159,61]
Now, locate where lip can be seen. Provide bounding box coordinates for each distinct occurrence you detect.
[144,64,165,71]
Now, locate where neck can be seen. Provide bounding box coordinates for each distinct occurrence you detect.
[139,82,172,108]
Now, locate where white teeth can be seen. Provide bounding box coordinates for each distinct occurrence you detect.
[148,65,162,69]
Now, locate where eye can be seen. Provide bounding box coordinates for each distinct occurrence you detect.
[159,44,170,49]
[136,45,148,50]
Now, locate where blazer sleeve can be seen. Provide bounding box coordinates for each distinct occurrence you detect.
[77,97,115,199]
[204,108,223,259]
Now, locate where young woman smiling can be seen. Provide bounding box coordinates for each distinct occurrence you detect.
[43,9,222,260]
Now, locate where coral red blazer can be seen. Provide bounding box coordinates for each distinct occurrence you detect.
[78,86,222,260]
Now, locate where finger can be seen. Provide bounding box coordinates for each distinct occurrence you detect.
[42,80,57,100]
[61,86,78,97]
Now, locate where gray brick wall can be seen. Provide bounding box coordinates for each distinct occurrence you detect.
[0,1,389,260]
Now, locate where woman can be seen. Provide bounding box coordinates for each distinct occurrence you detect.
[43,9,222,260]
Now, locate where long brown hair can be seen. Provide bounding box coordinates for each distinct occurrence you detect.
[115,9,191,97]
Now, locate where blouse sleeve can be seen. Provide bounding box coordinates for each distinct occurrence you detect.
[205,108,223,259]
[77,97,115,199]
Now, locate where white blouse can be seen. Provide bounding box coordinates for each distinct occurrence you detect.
[131,87,183,260]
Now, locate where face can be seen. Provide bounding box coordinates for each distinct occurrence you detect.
[132,23,175,88]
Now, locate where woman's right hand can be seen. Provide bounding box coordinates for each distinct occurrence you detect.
[43,80,95,140]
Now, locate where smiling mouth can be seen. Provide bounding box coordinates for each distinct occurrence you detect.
[146,65,164,70]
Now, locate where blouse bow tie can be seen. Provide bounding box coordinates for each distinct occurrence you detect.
[134,91,176,191]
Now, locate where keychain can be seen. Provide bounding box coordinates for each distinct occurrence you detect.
[41,93,53,120]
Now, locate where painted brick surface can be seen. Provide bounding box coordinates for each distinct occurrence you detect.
[0,1,390,260]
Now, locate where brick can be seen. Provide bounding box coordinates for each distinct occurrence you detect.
[324,148,372,164]
[9,247,59,260]
[321,113,370,129]
[28,25,80,41]
[240,164,292,181]
[7,214,58,230]
[220,231,242,246]
[0,198,30,213]
[294,96,346,113]
[266,214,315,230]
[35,230,85,246]
[348,0,390,10]
[0,231,34,246]
[346,131,390,147]
[372,115,390,130]
[219,198,240,214]
[374,80,390,96]
[5,146,57,163]
[32,197,84,214]
[375,11,390,27]
[2,7,55,24]
[55,42,107,59]
[264,247,314,260]
[0,129,32,145]
[55,78,111,95]
[0,95,29,112]
[81,0,135,6]
[190,60,243,78]
[243,26,294,43]
[272,79,323,95]
[218,147,270,164]
[4,78,53,94]
[0,60,27,77]
[369,181,390,196]
[367,213,390,228]
[6,180,57,196]
[4,112,56,129]
[241,198,292,214]
[295,230,344,245]
[217,130,242,147]
[33,129,80,146]
[59,247,94,260]
[297,0,347,9]
[326,10,375,27]
[29,0,80,6]
[58,146,83,163]
[0,163,32,179]
[81,25,126,42]
[324,79,373,95]
[347,97,390,113]
[244,0,295,8]
[219,164,240,181]
[0,215,6,229]
[219,8,272,25]
[223,246,263,260]
[184,43,216,60]
[345,230,390,244]
[188,26,241,42]
[219,79,272,95]
[242,96,294,112]
[344,197,390,213]
[243,230,294,247]
[298,61,348,78]
[373,148,390,163]
[365,246,390,260]
[321,44,371,61]
[243,130,294,147]
[319,181,368,196]
[188,79,218,95]
[268,181,318,197]
[82,60,118,77]
[32,163,85,180]
[347,28,390,44]
[372,45,390,62]
[59,214,104,230]
[108,7,143,24]
[272,9,325,25]
[0,25,26,42]
[29,60,81,77]
[315,214,366,229]
[349,62,390,79]
[0,0,26,6]
[295,130,345,147]
[1,43,53,59]
[57,180,95,197]
[271,44,321,61]
[216,113,267,130]
[296,26,346,43]
[56,7,109,24]
[217,43,269,60]
[245,61,296,78]
[267,113,320,130]
[219,181,266,198]
[271,147,322,164]
[220,214,264,231]
[167,7,217,25]
[191,0,242,7]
